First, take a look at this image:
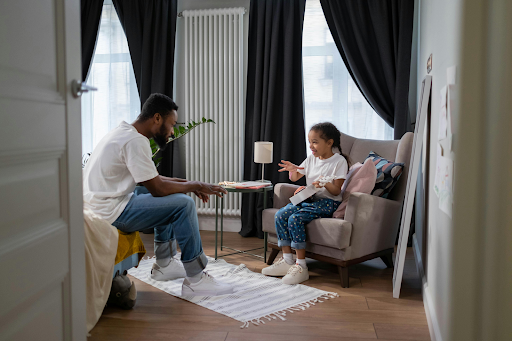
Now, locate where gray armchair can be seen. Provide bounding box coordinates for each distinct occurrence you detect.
[262,132,414,287]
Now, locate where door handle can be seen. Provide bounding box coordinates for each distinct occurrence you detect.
[71,80,98,98]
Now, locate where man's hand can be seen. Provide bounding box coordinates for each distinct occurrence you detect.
[192,182,228,198]
[193,190,210,203]
[142,176,228,198]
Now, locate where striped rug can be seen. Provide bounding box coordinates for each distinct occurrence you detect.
[128,255,338,328]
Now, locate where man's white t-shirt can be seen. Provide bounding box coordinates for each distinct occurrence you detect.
[83,121,159,223]
[297,153,348,201]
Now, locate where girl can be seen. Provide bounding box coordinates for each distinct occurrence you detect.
[262,122,349,284]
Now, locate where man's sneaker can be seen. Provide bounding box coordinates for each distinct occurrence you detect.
[181,272,234,296]
[150,258,186,281]
[282,264,309,285]
[261,257,294,277]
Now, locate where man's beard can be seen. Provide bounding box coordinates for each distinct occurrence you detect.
[154,124,170,150]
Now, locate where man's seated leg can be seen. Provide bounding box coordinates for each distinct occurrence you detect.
[162,194,233,296]
[113,190,233,295]
[112,189,187,280]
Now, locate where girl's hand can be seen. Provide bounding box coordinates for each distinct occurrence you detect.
[312,181,322,188]
[293,186,306,196]
[278,160,304,173]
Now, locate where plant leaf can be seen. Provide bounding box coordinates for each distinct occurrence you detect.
[165,117,215,144]
[149,138,159,154]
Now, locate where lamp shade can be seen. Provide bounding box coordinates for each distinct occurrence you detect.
[254,141,273,164]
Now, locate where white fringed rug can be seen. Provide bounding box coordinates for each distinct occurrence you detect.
[128,255,338,328]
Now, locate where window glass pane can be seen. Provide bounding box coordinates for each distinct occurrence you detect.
[81,4,140,157]
[302,0,393,155]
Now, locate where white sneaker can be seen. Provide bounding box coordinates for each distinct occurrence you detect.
[150,258,186,281]
[282,264,309,285]
[181,272,234,296]
[262,257,294,277]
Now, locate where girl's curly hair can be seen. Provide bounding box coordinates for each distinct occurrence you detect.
[310,122,351,166]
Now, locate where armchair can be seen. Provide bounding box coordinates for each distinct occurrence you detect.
[262,132,414,287]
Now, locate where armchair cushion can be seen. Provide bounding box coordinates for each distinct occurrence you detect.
[333,159,377,219]
[262,208,279,234]
[366,151,404,198]
[344,192,402,260]
[272,183,300,209]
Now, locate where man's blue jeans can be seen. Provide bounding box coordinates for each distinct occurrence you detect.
[112,186,207,277]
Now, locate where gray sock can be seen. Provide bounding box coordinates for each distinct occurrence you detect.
[186,271,203,283]
[155,240,171,267]
[170,239,178,258]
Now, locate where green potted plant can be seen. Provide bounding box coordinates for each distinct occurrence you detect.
[150,117,215,167]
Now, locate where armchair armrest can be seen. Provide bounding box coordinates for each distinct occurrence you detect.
[344,192,402,260]
[273,183,300,209]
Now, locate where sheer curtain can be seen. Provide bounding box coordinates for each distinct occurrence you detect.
[81,0,140,156]
[302,0,393,154]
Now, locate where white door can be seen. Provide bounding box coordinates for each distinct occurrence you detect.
[0,0,85,340]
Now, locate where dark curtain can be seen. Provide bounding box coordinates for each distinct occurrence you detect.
[113,0,178,176]
[320,0,415,140]
[241,0,307,238]
[81,0,103,81]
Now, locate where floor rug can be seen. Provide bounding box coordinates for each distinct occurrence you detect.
[128,255,338,327]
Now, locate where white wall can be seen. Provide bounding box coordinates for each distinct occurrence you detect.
[415,0,463,339]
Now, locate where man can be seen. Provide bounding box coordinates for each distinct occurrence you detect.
[83,93,232,296]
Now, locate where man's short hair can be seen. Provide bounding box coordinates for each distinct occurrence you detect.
[138,93,179,121]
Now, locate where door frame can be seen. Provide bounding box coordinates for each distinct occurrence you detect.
[60,0,86,339]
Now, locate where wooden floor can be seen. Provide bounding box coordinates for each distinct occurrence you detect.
[89,231,430,341]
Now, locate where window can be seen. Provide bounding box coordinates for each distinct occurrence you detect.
[302,0,393,154]
[81,0,140,156]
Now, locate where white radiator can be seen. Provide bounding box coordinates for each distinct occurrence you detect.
[183,8,245,216]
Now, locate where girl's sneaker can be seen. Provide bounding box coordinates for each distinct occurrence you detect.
[282,264,309,285]
[262,257,294,276]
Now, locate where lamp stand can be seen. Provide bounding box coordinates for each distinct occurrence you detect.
[258,163,270,183]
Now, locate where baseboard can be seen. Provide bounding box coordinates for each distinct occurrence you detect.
[197,215,241,232]
[412,234,442,341]
[423,283,443,341]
